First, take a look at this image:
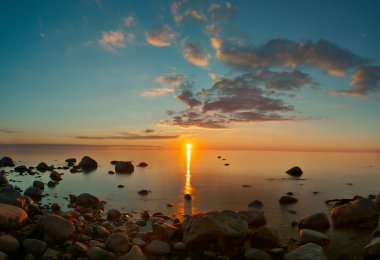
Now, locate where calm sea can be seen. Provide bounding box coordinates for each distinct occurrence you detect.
[1,145,380,257]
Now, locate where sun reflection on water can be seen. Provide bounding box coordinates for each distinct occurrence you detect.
[183,143,193,216]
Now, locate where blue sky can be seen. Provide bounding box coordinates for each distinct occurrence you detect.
[0,0,379,151]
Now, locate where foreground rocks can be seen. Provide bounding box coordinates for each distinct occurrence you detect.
[0,203,28,229]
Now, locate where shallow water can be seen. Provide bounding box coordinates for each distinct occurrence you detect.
[1,145,380,257]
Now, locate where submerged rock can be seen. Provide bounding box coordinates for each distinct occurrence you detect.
[137,162,148,167]
[182,210,248,244]
[298,212,330,232]
[286,166,303,177]
[115,161,134,173]
[248,200,263,208]
[279,196,298,204]
[331,198,379,229]
[78,156,98,172]
[0,203,28,229]
[0,157,15,167]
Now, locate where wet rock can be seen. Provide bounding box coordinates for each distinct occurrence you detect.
[78,156,98,172]
[0,175,9,186]
[249,226,282,250]
[23,239,47,254]
[286,166,303,177]
[107,209,121,221]
[0,235,19,253]
[76,193,101,208]
[182,211,248,244]
[118,184,124,188]
[145,240,170,255]
[36,162,50,172]
[138,190,149,196]
[115,161,134,174]
[110,160,118,165]
[24,187,43,201]
[0,203,28,229]
[87,246,116,260]
[184,194,192,201]
[38,214,75,243]
[364,237,380,258]
[298,229,329,246]
[238,209,267,227]
[298,212,330,232]
[331,198,379,229]
[0,157,14,167]
[119,245,147,260]
[137,162,148,167]
[244,248,272,260]
[248,200,263,208]
[49,171,62,181]
[285,243,327,260]
[33,180,44,190]
[279,196,298,204]
[14,165,28,173]
[105,233,130,254]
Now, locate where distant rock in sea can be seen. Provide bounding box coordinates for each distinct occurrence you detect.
[115,161,134,174]
[0,156,15,167]
[286,166,303,177]
[78,156,98,172]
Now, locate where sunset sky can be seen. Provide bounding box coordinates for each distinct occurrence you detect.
[1,0,379,151]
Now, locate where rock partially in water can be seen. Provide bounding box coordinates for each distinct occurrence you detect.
[105,233,130,254]
[65,158,76,166]
[36,162,51,172]
[115,161,134,173]
[0,174,9,186]
[248,200,263,208]
[285,243,327,260]
[49,171,62,181]
[298,212,330,232]
[107,209,121,221]
[298,229,329,246]
[137,162,148,167]
[38,214,75,243]
[76,193,101,208]
[0,203,28,230]
[0,235,19,253]
[78,156,98,172]
[33,180,44,190]
[0,157,15,167]
[286,166,303,177]
[279,196,298,204]
[14,165,28,173]
[249,226,282,250]
[138,190,149,196]
[238,208,267,227]
[331,198,379,229]
[182,210,248,244]
[24,187,43,201]
[184,194,192,201]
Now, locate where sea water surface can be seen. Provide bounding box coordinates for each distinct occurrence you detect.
[1,145,380,257]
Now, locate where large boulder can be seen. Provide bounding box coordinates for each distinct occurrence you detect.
[298,212,330,231]
[285,243,327,260]
[78,156,98,172]
[115,161,134,174]
[286,166,303,177]
[76,193,101,208]
[182,210,248,245]
[14,165,28,173]
[331,198,379,229]
[249,226,282,250]
[0,157,14,167]
[24,187,43,201]
[33,180,44,190]
[38,214,75,243]
[0,203,28,229]
[0,189,27,209]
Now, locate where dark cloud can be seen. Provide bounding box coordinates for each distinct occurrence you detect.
[176,89,202,108]
[161,110,229,129]
[0,128,17,134]
[214,38,371,76]
[182,38,210,67]
[75,135,179,140]
[326,66,380,96]
[144,129,155,133]
[255,70,319,90]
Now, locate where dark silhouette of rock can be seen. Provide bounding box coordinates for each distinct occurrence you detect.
[0,157,15,167]
[248,200,263,208]
[115,161,134,173]
[0,203,28,230]
[138,190,149,196]
[76,193,101,208]
[78,156,98,172]
[249,226,282,250]
[24,187,43,201]
[184,194,192,201]
[38,214,75,243]
[286,166,303,177]
[49,171,62,181]
[47,181,56,188]
[0,189,27,209]
[14,165,28,173]
[137,162,148,167]
[0,174,9,186]
[111,160,118,165]
[33,180,44,190]
[107,209,121,221]
[36,162,50,172]
[299,212,330,231]
[65,158,76,164]
[279,196,298,204]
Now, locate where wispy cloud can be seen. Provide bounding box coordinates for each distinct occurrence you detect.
[146,25,176,47]
[141,87,175,97]
[141,73,185,97]
[99,30,126,52]
[0,128,17,134]
[76,135,179,140]
[182,39,210,68]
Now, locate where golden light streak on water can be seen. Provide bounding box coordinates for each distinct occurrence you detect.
[184,143,193,216]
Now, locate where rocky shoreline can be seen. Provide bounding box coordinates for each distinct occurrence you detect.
[1,156,380,259]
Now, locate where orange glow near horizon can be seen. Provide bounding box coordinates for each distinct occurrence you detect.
[185,144,192,195]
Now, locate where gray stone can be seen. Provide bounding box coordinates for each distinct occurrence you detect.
[0,189,27,209]
[298,229,329,246]
[0,203,28,229]
[119,245,147,260]
[182,211,248,244]
[36,162,50,172]
[153,222,178,239]
[115,161,134,173]
[0,251,8,260]
[132,237,146,247]
[0,235,19,253]
[105,233,129,254]
[14,165,28,173]
[285,243,327,260]
[173,242,187,251]
[144,240,170,255]
[23,239,47,254]
[76,193,101,208]
[33,180,44,190]
[107,209,121,221]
